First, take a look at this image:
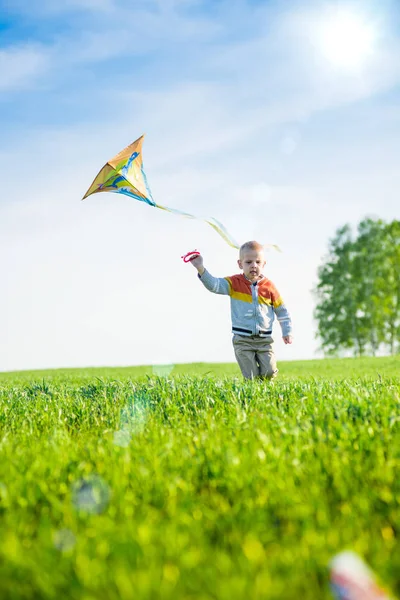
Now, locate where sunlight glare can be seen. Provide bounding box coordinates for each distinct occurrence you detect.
[317,8,377,69]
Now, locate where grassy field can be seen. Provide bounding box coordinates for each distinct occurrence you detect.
[1,354,399,384]
[0,356,399,599]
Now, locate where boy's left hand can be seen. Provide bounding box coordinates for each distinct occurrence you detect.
[283,336,293,344]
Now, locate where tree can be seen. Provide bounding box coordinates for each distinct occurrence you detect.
[314,225,360,356]
[352,218,386,356]
[314,218,400,357]
[379,220,400,354]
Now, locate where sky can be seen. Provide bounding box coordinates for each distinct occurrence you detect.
[1,0,400,372]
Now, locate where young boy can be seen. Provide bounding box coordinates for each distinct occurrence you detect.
[187,241,293,380]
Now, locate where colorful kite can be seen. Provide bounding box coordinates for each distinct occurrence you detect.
[82,135,279,251]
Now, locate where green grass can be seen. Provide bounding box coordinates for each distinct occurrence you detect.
[0,357,399,599]
[1,354,399,384]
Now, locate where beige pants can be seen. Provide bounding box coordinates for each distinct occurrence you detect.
[232,334,278,380]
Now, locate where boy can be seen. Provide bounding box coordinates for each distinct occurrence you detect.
[187,241,292,380]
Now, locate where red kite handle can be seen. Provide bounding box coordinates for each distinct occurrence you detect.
[181,250,200,263]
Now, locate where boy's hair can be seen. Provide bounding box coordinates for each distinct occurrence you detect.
[239,241,264,258]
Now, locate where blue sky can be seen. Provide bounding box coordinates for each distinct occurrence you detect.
[1,0,400,371]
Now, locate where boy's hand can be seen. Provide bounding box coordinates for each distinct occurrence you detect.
[283,335,293,344]
[188,254,205,274]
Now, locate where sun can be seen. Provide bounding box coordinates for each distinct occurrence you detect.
[316,8,377,69]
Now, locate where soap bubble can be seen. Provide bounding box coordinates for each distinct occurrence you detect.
[280,135,297,155]
[53,529,76,552]
[113,392,149,446]
[71,475,110,515]
[113,429,132,448]
[250,183,272,205]
[152,363,175,377]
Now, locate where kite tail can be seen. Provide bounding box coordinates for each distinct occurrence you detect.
[155,204,240,249]
[203,217,240,249]
[155,204,280,252]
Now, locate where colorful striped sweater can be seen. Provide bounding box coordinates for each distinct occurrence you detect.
[198,270,292,339]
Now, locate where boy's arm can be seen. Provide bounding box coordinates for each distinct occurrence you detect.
[271,284,293,341]
[189,254,231,295]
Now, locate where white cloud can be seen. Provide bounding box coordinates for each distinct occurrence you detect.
[0,2,221,96]
[0,45,50,92]
[4,0,116,17]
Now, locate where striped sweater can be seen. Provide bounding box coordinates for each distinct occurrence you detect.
[198,270,292,339]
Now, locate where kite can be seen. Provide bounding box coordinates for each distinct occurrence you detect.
[82,135,279,251]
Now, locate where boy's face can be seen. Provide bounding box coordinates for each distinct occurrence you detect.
[238,249,266,282]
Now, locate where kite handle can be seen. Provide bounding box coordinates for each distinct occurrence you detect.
[181,250,200,263]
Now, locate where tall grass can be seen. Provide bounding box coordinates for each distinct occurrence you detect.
[0,357,399,599]
[1,354,399,384]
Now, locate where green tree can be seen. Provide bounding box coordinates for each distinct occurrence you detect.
[314,218,400,357]
[352,218,386,356]
[314,225,360,356]
[379,220,400,354]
